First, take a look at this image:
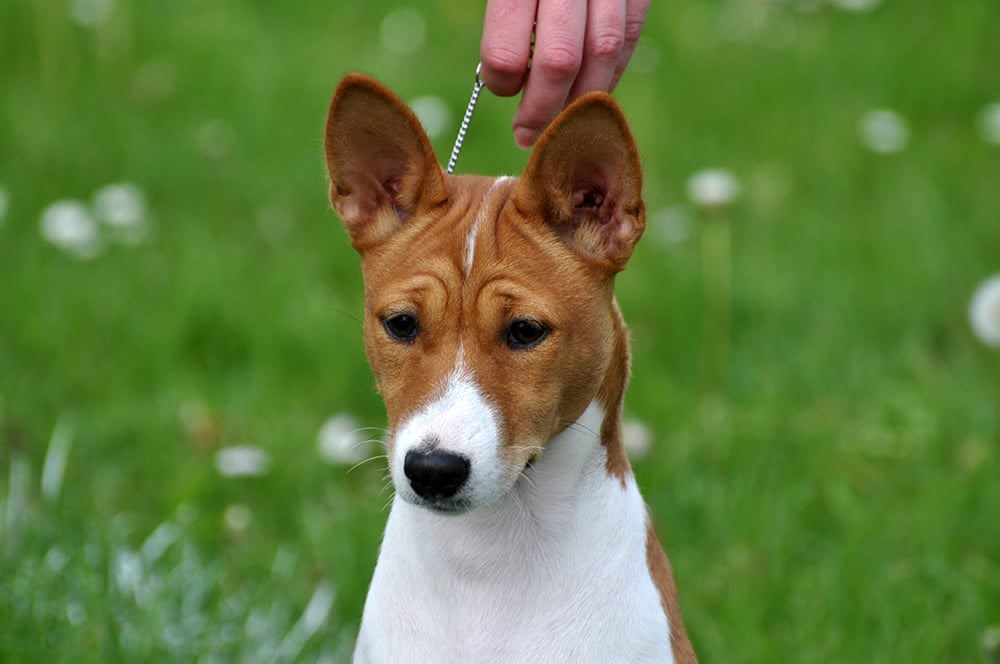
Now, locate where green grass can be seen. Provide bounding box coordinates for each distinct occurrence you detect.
[1,0,998,661]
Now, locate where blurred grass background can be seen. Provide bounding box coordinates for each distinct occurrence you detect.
[1,0,999,661]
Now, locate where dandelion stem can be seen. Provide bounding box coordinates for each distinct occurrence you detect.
[700,214,732,393]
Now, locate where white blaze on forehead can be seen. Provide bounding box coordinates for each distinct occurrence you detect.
[391,351,506,506]
[464,176,512,277]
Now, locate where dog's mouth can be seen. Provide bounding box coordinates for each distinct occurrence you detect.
[409,494,473,515]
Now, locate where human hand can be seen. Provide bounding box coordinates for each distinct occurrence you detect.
[479,0,651,148]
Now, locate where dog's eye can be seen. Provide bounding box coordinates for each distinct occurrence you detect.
[382,313,419,343]
[505,319,549,350]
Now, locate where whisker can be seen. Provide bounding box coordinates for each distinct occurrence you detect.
[560,420,600,438]
[346,454,388,474]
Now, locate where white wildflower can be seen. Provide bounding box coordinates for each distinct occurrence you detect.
[381,8,426,55]
[978,102,1000,146]
[410,96,451,139]
[93,182,149,244]
[317,413,369,464]
[215,445,271,477]
[623,419,653,458]
[0,184,8,225]
[40,200,101,258]
[831,0,881,12]
[859,108,909,153]
[687,169,741,209]
[71,0,113,27]
[223,504,253,535]
[969,274,1000,346]
[44,547,69,574]
[651,206,692,245]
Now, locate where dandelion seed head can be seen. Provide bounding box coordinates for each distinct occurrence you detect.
[0,185,9,225]
[651,206,692,245]
[623,419,653,458]
[381,8,426,55]
[318,413,368,464]
[969,274,1000,347]
[831,0,881,12]
[70,0,113,27]
[859,108,909,153]
[687,169,741,209]
[215,446,271,477]
[978,102,1000,146]
[94,182,147,227]
[409,96,451,140]
[40,200,101,259]
[44,547,69,574]
[223,504,253,535]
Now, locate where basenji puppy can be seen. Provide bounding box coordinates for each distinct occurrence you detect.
[324,73,696,664]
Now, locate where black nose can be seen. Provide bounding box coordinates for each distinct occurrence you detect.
[403,449,470,500]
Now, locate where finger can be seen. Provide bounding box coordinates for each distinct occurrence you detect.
[609,0,650,90]
[480,0,538,97]
[512,0,588,147]
[567,0,626,102]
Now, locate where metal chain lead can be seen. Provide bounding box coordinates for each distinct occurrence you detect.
[446,63,485,174]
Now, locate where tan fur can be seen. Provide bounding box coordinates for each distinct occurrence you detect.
[325,73,695,660]
[647,517,698,663]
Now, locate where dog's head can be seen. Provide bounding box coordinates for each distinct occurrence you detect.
[325,74,644,513]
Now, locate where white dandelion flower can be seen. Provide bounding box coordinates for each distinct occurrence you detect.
[623,419,653,458]
[215,445,271,477]
[70,0,113,27]
[409,96,451,140]
[40,200,101,258]
[44,547,69,574]
[651,206,692,245]
[94,182,150,244]
[982,625,1000,660]
[969,274,1000,347]
[978,102,1000,146]
[687,169,741,209]
[318,413,368,464]
[223,504,253,535]
[381,8,426,55]
[859,108,909,153]
[831,0,881,12]
[0,184,9,225]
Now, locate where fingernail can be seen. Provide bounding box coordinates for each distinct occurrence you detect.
[514,126,538,149]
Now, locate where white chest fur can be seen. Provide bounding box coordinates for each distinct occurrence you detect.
[354,403,674,664]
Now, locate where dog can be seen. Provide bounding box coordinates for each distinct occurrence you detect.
[324,73,696,663]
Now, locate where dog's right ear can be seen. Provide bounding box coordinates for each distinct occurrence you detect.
[324,74,446,252]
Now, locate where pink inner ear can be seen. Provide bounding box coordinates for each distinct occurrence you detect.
[573,187,606,210]
[569,164,620,227]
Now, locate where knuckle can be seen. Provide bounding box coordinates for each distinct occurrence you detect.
[588,29,625,60]
[623,17,645,43]
[481,44,528,76]
[534,43,582,78]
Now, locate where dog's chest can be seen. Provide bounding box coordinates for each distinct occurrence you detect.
[354,426,674,664]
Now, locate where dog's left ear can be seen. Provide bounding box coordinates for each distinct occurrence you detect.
[325,74,447,252]
[514,93,644,273]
